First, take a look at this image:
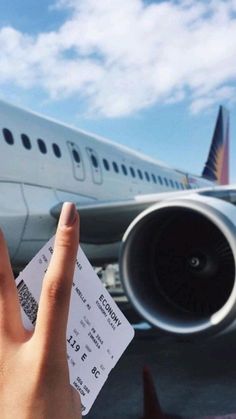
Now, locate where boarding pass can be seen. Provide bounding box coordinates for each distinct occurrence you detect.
[15,236,135,415]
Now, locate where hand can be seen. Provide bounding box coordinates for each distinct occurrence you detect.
[0,202,81,419]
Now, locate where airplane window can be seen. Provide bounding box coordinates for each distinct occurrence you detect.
[130,167,135,177]
[21,134,32,150]
[112,161,119,173]
[103,158,110,171]
[72,149,80,163]
[121,164,127,175]
[91,154,98,168]
[37,138,47,154]
[169,179,174,188]
[137,169,143,180]
[151,174,157,184]
[158,176,163,185]
[3,128,14,145]
[164,177,169,186]
[52,143,62,158]
[145,171,150,182]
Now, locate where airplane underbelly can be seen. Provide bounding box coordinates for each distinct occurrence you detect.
[0,182,27,258]
[13,185,58,267]
[12,187,101,269]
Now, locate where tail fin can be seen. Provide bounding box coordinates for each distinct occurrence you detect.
[201,105,229,185]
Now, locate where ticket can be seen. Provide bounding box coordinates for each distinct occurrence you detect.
[15,236,135,415]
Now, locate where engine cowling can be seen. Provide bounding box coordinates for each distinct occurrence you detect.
[119,194,236,338]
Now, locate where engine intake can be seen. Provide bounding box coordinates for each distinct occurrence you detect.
[119,196,236,337]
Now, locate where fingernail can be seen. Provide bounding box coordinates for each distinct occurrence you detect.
[60,202,77,227]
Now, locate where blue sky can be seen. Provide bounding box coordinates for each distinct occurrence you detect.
[0,0,236,181]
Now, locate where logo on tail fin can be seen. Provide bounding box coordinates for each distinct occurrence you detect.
[202,106,229,185]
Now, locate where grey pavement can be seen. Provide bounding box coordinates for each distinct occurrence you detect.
[86,320,236,419]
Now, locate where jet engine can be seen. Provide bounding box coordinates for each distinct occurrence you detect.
[119,193,236,337]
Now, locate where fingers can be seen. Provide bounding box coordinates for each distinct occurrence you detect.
[35,203,79,354]
[71,385,82,418]
[0,229,24,338]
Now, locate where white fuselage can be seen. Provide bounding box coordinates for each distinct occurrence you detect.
[0,101,212,268]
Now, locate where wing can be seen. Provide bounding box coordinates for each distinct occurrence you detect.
[50,186,236,244]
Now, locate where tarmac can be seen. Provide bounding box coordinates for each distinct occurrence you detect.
[86,300,236,419]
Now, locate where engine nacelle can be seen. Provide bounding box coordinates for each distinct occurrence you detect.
[119,194,236,338]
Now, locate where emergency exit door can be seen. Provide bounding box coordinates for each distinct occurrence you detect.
[86,147,103,184]
[67,141,85,181]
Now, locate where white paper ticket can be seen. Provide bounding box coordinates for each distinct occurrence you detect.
[15,236,135,415]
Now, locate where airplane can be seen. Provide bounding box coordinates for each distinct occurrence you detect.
[0,99,234,339]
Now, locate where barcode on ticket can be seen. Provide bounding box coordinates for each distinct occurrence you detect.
[17,280,38,324]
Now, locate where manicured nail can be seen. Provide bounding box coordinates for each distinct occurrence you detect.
[60,202,77,227]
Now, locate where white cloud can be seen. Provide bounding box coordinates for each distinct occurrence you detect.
[191,85,236,113]
[0,0,236,117]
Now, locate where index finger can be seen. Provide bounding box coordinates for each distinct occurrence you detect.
[34,202,80,354]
